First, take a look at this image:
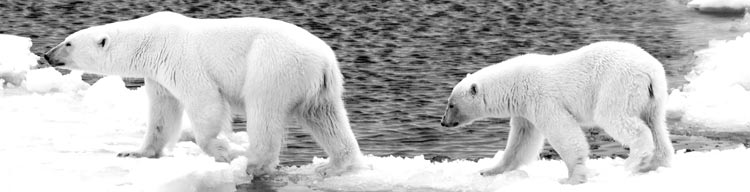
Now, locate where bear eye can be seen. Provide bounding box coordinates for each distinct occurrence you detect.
[99,38,106,47]
[65,42,71,47]
[449,104,455,108]
[469,84,478,95]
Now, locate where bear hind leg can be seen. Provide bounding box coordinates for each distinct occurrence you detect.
[534,110,591,184]
[243,100,286,177]
[118,79,183,158]
[295,95,366,177]
[641,103,674,168]
[481,116,544,176]
[184,91,233,163]
[598,116,657,173]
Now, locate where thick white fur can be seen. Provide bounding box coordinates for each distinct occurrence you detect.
[441,41,674,184]
[45,11,365,177]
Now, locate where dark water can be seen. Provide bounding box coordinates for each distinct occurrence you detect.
[1,0,743,166]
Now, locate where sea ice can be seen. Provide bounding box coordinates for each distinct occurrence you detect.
[687,0,750,13]
[666,33,750,131]
[0,34,39,87]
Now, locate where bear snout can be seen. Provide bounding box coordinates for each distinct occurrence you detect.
[44,53,61,67]
[31,55,51,69]
[43,52,65,67]
[43,43,69,67]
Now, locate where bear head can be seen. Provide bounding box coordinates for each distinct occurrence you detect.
[44,12,185,76]
[440,73,487,128]
[43,25,119,75]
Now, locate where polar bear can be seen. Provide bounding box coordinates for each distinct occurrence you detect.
[44,11,365,176]
[440,41,674,184]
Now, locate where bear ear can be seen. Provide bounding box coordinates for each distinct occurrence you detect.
[465,73,472,78]
[469,83,477,95]
[98,35,109,48]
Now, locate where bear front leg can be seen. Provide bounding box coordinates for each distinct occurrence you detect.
[118,80,183,158]
[481,116,544,176]
[184,91,233,163]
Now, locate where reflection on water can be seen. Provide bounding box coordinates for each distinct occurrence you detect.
[1,0,747,165]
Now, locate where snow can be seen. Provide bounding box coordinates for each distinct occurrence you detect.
[0,34,39,87]
[286,149,749,192]
[23,68,90,93]
[1,34,749,192]
[688,0,750,13]
[666,33,750,131]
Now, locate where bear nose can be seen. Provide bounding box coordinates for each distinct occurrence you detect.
[43,54,50,62]
[441,121,458,127]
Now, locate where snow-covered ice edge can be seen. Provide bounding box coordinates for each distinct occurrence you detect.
[687,0,750,13]
[666,33,750,131]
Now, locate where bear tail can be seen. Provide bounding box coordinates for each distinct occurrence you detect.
[640,73,674,168]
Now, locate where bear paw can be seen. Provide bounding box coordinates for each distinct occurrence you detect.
[245,163,276,177]
[200,139,232,163]
[625,152,656,173]
[559,165,594,185]
[315,162,370,177]
[116,149,159,158]
[558,175,586,185]
[479,166,510,176]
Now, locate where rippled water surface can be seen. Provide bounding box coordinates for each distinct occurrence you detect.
[1,0,743,165]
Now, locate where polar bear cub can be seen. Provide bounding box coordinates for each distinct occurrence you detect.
[44,11,366,177]
[441,41,674,184]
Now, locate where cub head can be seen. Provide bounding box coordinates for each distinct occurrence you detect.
[440,74,487,127]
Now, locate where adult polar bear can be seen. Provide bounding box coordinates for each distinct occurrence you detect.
[441,41,674,184]
[44,11,365,176]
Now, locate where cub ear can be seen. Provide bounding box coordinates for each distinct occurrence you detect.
[469,83,477,95]
[98,35,109,48]
[465,73,472,78]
